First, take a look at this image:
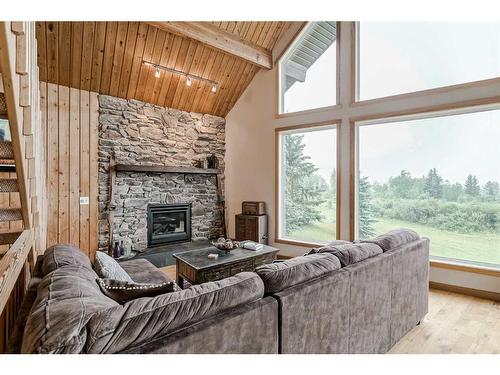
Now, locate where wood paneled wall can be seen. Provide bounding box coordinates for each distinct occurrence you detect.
[40,82,99,258]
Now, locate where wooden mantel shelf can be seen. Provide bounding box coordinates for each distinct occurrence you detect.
[114,164,220,175]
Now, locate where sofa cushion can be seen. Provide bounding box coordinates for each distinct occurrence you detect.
[94,251,133,282]
[308,240,351,255]
[363,229,420,252]
[85,272,264,353]
[21,265,118,354]
[42,243,93,275]
[97,278,177,304]
[120,258,173,284]
[255,253,341,294]
[310,242,383,267]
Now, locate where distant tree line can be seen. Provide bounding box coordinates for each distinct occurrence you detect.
[361,169,500,237]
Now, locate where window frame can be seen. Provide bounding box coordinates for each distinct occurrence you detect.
[272,22,500,277]
[277,21,341,116]
[351,103,500,270]
[275,121,341,247]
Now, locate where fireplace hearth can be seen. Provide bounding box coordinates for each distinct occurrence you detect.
[147,203,191,247]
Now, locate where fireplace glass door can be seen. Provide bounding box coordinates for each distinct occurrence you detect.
[147,203,191,246]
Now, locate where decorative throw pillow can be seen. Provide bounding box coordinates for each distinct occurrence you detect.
[94,251,134,282]
[96,278,176,304]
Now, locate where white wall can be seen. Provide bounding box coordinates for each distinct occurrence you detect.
[225,22,500,292]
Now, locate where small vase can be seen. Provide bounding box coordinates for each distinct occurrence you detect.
[113,242,120,258]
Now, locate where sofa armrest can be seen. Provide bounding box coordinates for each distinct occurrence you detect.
[85,272,264,353]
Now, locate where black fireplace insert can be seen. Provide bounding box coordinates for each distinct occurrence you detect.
[147,203,191,247]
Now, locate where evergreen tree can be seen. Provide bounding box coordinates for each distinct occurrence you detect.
[358,175,376,239]
[483,181,499,199]
[283,134,324,234]
[424,168,443,199]
[464,174,480,197]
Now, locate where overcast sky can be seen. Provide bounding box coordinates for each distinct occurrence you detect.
[288,22,500,186]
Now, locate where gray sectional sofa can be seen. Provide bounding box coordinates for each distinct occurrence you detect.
[12,229,429,354]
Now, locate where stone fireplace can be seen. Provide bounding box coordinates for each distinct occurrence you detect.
[98,95,226,253]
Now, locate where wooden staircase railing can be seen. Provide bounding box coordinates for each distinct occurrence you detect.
[0,21,45,353]
[0,229,33,351]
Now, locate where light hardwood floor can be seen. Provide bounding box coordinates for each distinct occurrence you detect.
[390,288,500,354]
[160,266,500,354]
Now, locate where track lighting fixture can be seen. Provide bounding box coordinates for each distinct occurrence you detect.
[144,60,218,94]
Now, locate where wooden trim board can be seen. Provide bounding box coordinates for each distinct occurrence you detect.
[429,281,500,302]
[431,259,500,277]
[115,164,220,174]
[147,22,272,69]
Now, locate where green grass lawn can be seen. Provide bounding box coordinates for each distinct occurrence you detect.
[373,218,500,266]
[287,205,500,266]
[287,202,336,244]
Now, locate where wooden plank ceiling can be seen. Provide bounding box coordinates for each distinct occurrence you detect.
[35,21,293,117]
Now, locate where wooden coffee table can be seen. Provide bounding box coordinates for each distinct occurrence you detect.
[173,244,279,288]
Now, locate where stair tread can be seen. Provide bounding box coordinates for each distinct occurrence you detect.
[0,208,23,221]
[0,178,19,192]
[0,140,14,159]
[0,230,23,246]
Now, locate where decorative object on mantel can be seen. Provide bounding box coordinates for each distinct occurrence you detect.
[207,154,219,170]
[211,237,240,252]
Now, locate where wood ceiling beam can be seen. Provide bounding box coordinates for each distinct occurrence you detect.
[147,22,273,69]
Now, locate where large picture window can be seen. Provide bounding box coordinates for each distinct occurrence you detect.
[358,22,500,101]
[356,108,500,267]
[279,22,337,114]
[277,125,337,244]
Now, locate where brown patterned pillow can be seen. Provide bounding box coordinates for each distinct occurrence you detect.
[96,278,176,304]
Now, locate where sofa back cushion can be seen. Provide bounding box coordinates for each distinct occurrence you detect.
[42,243,93,275]
[310,242,383,267]
[255,253,341,294]
[22,265,118,353]
[363,229,420,252]
[85,272,265,353]
[308,240,350,254]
